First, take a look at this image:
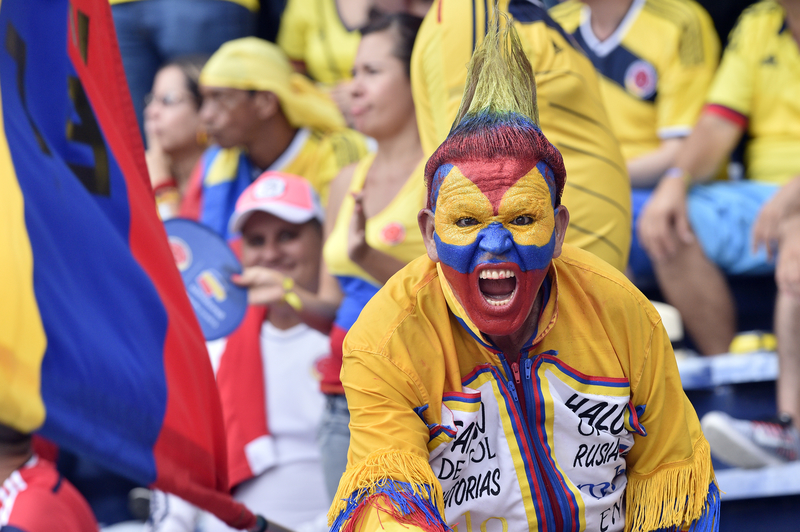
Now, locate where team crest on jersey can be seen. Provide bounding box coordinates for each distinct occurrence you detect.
[624,60,657,100]
[380,221,406,245]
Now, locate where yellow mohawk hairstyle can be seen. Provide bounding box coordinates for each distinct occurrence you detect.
[452,10,539,129]
[425,10,566,210]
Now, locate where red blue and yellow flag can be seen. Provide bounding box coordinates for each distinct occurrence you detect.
[0,0,254,527]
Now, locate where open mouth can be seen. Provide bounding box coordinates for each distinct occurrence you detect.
[478,268,517,306]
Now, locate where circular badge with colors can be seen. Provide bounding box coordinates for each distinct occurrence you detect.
[624,60,657,100]
[164,219,247,340]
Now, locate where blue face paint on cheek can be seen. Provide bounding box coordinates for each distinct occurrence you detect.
[516,231,556,271]
[434,222,556,274]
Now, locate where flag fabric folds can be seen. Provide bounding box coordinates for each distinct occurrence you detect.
[0,0,254,527]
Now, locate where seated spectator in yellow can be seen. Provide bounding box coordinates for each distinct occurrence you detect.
[189,38,369,240]
[277,0,431,123]
[276,0,363,122]
[637,0,800,468]
[411,0,632,272]
[550,0,719,280]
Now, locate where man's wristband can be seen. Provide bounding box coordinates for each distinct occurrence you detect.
[663,167,692,187]
[282,277,303,312]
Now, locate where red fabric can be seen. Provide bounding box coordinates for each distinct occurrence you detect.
[153,179,179,195]
[704,104,748,129]
[30,436,58,463]
[0,457,97,532]
[215,305,270,488]
[64,1,254,528]
[179,158,204,220]
[318,324,347,394]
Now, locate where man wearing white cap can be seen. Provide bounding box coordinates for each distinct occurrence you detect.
[185,37,369,241]
[148,172,329,532]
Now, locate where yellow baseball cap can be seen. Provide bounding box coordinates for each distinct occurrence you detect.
[200,37,345,132]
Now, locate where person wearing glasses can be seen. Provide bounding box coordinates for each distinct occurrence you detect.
[144,56,209,220]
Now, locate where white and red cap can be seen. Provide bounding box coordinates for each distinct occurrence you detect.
[229,171,324,234]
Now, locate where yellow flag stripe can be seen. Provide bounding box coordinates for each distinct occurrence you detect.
[0,80,48,433]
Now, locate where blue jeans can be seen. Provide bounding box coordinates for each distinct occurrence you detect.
[317,394,350,501]
[112,0,256,136]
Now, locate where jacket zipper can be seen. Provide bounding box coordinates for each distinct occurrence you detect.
[496,353,558,530]
[523,357,568,531]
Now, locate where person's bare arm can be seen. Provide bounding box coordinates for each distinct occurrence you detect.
[627,138,684,188]
[637,112,744,261]
[753,175,800,260]
[776,215,800,298]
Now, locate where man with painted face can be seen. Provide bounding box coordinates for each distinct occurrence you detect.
[327,15,719,532]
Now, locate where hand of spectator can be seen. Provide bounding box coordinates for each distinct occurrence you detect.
[637,175,694,261]
[144,127,173,188]
[232,267,289,307]
[753,178,800,261]
[348,191,369,263]
[776,216,800,298]
[752,192,787,261]
[329,80,354,126]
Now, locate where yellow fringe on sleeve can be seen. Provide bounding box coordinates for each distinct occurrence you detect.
[625,437,719,532]
[327,449,447,531]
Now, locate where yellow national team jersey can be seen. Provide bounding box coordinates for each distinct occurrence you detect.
[706,1,800,185]
[411,0,631,272]
[277,0,361,85]
[331,245,717,532]
[323,153,427,283]
[550,0,719,162]
[109,0,259,12]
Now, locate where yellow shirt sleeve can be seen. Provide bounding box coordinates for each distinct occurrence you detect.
[655,3,720,136]
[706,13,756,117]
[328,348,447,531]
[623,316,717,532]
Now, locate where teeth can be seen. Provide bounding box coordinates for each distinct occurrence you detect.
[487,295,513,306]
[478,269,515,280]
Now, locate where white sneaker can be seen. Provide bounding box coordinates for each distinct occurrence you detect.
[701,411,800,468]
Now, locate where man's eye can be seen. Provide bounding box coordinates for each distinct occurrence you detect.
[455,217,479,228]
[510,215,534,226]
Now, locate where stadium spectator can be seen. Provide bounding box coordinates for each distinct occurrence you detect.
[276,0,430,123]
[328,18,719,531]
[147,172,329,532]
[637,0,800,465]
[111,0,257,136]
[143,56,208,220]
[0,425,97,531]
[411,0,632,272]
[188,37,369,241]
[276,0,363,121]
[234,11,427,500]
[550,0,719,280]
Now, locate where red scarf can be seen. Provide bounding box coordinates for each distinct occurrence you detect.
[215,305,272,489]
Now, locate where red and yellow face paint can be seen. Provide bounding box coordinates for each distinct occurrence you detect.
[430,156,560,338]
